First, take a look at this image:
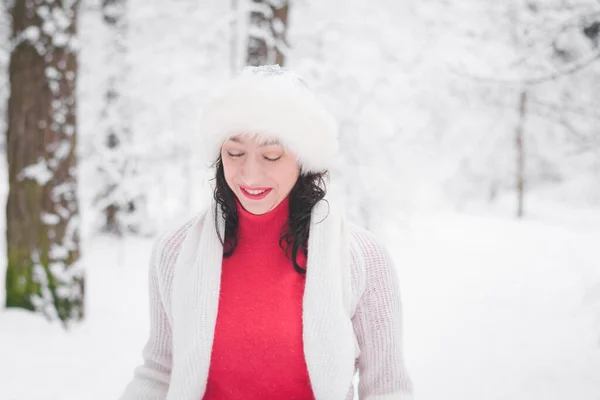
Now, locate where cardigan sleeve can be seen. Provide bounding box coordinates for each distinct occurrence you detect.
[351,228,414,400]
[119,237,173,400]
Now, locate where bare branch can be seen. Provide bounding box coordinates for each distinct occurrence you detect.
[529,98,600,121]
[523,49,600,84]
[451,48,600,85]
[558,114,598,146]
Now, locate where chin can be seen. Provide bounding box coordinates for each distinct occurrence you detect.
[247,206,269,215]
[237,198,265,215]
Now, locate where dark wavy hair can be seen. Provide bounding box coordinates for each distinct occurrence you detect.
[211,156,328,274]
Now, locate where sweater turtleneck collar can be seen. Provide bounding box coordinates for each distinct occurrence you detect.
[235,196,290,247]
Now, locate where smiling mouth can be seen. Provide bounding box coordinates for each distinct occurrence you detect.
[240,186,272,200]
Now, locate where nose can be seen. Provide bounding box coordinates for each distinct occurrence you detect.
[240,155,262,185]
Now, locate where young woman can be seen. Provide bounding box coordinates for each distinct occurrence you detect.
[120,65,413,400]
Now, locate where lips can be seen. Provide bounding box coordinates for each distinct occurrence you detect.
[240,186,272,200]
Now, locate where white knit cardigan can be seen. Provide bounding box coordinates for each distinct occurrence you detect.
[119,199,413,400]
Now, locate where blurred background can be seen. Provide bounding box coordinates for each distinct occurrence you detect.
[1,0,599,399]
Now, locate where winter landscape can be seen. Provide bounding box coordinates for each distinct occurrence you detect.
[1,0,600,399]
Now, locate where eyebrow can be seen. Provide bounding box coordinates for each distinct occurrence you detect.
[228,136,280,147]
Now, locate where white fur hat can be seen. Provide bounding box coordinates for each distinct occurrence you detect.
[199,65,339,173]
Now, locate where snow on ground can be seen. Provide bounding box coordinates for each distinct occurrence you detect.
[1,203,599,400]
[394,210,600,399]
[0,235,152,400]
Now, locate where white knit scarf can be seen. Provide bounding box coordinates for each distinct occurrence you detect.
[167,197,357,400]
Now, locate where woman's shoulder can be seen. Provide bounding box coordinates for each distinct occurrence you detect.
[151,211,208,273]
[346,221,392,269]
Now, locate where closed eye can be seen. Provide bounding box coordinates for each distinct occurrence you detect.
[227,151,244,158]
[264,156,281,162]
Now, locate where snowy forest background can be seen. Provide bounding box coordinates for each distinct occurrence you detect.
[1,0,600,399]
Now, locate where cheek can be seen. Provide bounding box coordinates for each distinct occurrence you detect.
[273,161,300,190]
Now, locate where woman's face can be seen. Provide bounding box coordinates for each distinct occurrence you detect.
[221,134,300,215]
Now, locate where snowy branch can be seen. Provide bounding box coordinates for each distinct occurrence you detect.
[520,49,600,84]
[248,24,277,62]
[267,0,289,9]
[452,47,600,85]
[530,98,600,122]
[248,1,273,19]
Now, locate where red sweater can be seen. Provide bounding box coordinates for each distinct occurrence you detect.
[203,196,315,400]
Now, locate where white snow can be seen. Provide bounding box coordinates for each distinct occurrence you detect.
[41,20,56,36]
[51,182,75,201]
[31,263,48,285]
[49,244,69,260]
[53,140,71,160]
[48,80,60,95]
[22,26,41,43]
[52,110,67,125]
[36,5,51,20]
[393,210,600,400]
[41,212,60,225]
[52,32,70,47]
[19,159,53,186]
[52,7,72,31]
[45,67,61,80]
[55,284,72,299]
[63,123,75,135]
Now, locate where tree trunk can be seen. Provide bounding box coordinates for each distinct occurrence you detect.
[96,0,140,235]
[516,89,527,218]
[247,0,289,66]
[5,0,84,324]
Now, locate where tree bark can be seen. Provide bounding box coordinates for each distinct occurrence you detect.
[5,0,84,324]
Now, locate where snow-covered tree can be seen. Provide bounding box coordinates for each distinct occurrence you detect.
[508,0,600,216]
[437,0,600,215]
[5,0,84,324]
[238,0,290,67]
[91,0,146,235]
